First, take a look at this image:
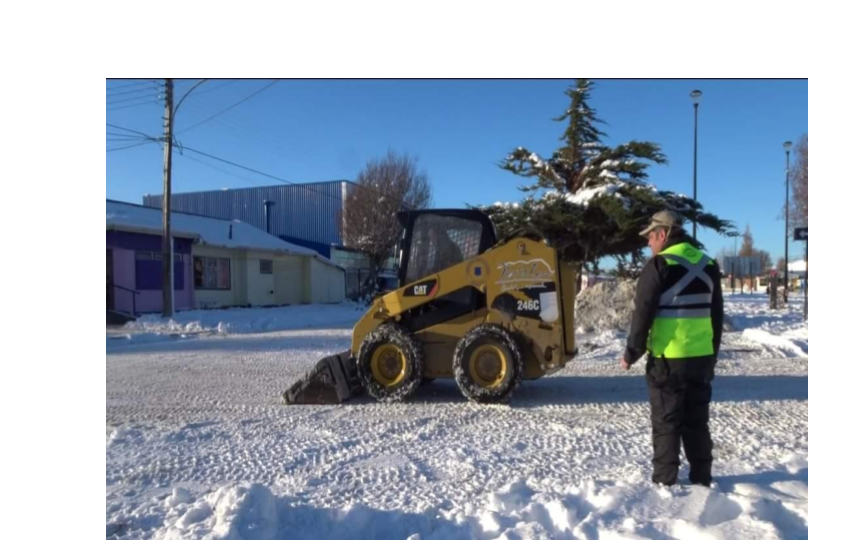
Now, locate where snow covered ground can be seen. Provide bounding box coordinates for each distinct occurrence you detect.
[107,304,365,347]
[106,294,807,539]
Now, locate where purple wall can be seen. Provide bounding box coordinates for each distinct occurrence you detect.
[111,249,135,314]
[107,231,193,314]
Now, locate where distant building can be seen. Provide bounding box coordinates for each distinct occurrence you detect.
[143,181,397,298]
[787,259,808,275]
[106,200,345,318]
[143,181,352,258]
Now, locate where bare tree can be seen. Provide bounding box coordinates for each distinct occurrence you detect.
[342,151,432,292]
[715,246,735,272]
[737,226,771,277]
[791,134,808,228]
[778,134,808,234]
[739,225,755,257]
[756,249,773,273]
[776,257,786,274]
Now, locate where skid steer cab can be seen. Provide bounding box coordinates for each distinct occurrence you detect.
[284,209,578,405]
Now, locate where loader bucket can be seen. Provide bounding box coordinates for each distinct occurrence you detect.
[283,351,363,404]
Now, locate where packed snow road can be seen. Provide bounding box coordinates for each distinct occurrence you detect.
[106,296,808,539]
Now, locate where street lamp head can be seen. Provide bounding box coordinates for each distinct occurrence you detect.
[690,90,703,105]
[783,140,793,152]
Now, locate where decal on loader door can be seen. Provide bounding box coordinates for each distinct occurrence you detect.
[403,278,439,298]
[495,259,555,292]
[491,281,557,321]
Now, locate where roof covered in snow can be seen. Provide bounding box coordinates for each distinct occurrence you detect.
[106,200,341,269]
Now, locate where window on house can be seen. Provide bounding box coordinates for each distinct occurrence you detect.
[260,259,273,274]
[194,256,231,290]
[135,251,184,290]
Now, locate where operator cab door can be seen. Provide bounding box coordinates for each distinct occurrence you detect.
[396,210,498,333]
[398,210,497,286]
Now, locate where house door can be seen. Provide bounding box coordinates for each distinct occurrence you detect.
[107,249,115,310]
[274,258,304,305]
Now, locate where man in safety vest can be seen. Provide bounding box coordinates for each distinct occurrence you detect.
[621,210,724,487]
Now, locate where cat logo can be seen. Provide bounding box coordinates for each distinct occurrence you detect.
[403,278,439,298]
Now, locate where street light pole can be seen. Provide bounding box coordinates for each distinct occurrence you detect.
[690,90,702,240]
[783,140,793,305]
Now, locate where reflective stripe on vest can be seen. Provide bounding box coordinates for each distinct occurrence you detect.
[656,308,711,318]
[656,253,713,316]
[649,244,715,359]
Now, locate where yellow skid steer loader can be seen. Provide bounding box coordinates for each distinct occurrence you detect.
[284,209,578,405]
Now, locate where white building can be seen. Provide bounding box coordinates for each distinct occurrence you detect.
[787,259,808,276]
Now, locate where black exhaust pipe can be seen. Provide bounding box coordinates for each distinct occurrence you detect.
[263,200,275,234]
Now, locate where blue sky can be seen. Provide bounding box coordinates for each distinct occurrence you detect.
[106,79,808,263]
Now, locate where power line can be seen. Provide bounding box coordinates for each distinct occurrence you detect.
[175,106,409,207]
[179,145,343,202]
[106,131,148,139]
[106,85,162,98]
[178,145,413,209]
[178,97,330,173]
[106,123,158,140]
[106,79,160,89]
[106,91,162,106]
[177,100,334,176]
[109,117,408,210]
[174,79,239,97]
[106,140,159,153]
[178,152,267,188]
[107,100,162,112]
[192,79,240,96]
[178,79,280,134]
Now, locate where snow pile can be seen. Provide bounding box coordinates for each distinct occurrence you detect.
[742,329,808,358]
[726,294,808,359]
[107,426,145,448]
[154,484,278,540]
[575,279,636,333]
[119,303,364,340]
[133,458,808,540]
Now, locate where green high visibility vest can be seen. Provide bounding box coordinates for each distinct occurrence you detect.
[649,242,716,359]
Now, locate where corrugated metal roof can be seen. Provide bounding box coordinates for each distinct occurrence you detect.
[143,181,350,247]
[106,199,342,269]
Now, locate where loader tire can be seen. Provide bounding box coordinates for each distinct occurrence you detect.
[453,324,523,404]
[357,323,423,403]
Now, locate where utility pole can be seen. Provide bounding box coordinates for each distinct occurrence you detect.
[158,79,207,317]
[161,79,174,318]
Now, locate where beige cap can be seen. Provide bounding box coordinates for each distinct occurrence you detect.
[639,210,681,237]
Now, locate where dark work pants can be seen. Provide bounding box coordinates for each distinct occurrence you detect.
[646,355,715,486]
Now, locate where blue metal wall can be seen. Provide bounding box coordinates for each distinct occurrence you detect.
[143,181,349,248]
